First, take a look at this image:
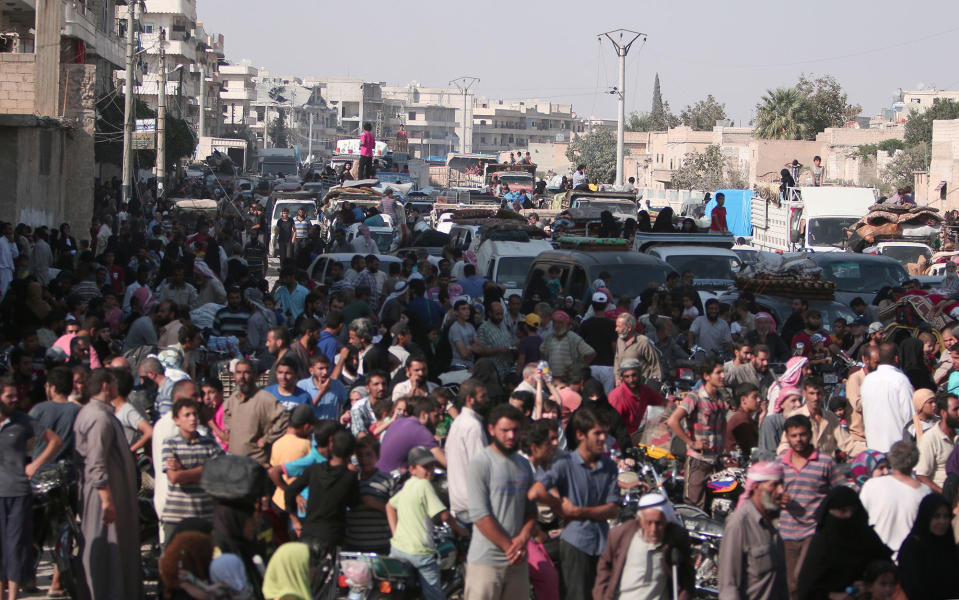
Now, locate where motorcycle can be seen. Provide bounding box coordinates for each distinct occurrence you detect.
[675,505,724,599]
[336,523,465,599]
[31,461,88,600]
[616,444,685,522]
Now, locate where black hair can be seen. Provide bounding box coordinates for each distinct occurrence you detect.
[567,407,608,443]
[509,390,535,414]
[172,396,199,419]
[784,414,813,434]
[521,418,558,454]
[313,419,340,447]
[487,403,523,429]
[331,429,356,459]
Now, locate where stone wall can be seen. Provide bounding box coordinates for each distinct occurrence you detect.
[0,54,37,115]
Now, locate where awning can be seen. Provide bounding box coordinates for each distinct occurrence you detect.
[935,181,947,192]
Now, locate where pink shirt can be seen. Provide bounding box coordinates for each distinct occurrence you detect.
[53,333,103,368]
[360,131,375,157]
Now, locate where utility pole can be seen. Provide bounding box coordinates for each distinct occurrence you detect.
[198,60,206,138]
[599,29,645,187]
[156,27,166,201]
[120,0,137,205]
[450,76,479,154]
[307,111,314,159]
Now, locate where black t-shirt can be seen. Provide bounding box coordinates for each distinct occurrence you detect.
[578,316,617,366]
[275,217,294,242]
[285,462,359,545]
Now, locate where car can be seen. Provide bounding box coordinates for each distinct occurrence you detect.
[643,246,743,291]
[807,252,910,306]
[523,246,676,305]
[862,241,933,268]
[307,253,402,287]
[344,223,395,254]
[268,199,321,256]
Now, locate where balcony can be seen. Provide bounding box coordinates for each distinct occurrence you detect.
[143,0,196,20]
[220,87,253,101]
[62,0,97,47]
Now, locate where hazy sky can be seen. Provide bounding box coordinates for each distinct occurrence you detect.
[198,0,959,125]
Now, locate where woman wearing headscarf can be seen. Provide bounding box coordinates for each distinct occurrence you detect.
[652,206,675,232]
[899,337,935,392]
[213,501,265,598]
[159,531,215,599]
[572,379,631,451]
[471,357,507,405]
[262,542,312,600]
[209,553,255,599]
[849,449,889,490]
[779,168,796,199]
[597,210,620,238]
[903,388,938,444]
[636,211,652,233]
[621,218,637,241]
[796,487,891,600]
[897,493,959,600]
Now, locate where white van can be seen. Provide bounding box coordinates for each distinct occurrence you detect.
[475,239,555,299]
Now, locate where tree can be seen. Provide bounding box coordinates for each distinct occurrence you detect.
[904,99,959,147]
[94,93,196,170]
[565,129,622,184]
[880,143,929,193]
[268,110,289,148]
[680,95,728,131]
[651,73,665,123]
[628,74,680,132]
[796,74,861,134]
[670,145,745,190]
[755,87,811,140]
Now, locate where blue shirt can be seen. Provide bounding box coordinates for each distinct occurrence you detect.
[295,376,347,420]
[457,276,486,299]
[284,443,326,517]
[274,283,309,321]
[535,449,619,556]
[408,297,443,328]
[316,330,340,364]
[263,384,313,412]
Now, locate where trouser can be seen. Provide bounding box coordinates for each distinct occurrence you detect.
[0,495,32,584]
[294,239,310,268]
[390,546,444,600]
[358,155,374,179]
[0,268,11,299]
[527,538,559,600]
[558,539,597,600]
[684,456,715,509]
[464,562,529,600]
[278,239,292,260]
[784,537,812,600]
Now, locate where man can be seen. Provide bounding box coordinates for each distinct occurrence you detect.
[579,291,617,370]
[139,356,174,418]
[718,462,789,600]
[726,383,761,459]
[351,371,389,436]
[317,312,343,364]
[0,222,17,299]
[594,493,694,600]
[376,396,446,472]
[475,301,515,380]
[667,359,727,509]
[296,354,348,420]
[512,363,538,396]
[916,392,959,494]
[572,164,588,190]
[292,318,320,371]
[723,341,760,388]
[860,342,914,452]
[264,356,313,411]
[74,369,141,599]
[156,263,198,309]
[391,354,438,401]
[121,302,161,352]
[457,264,487,299]
[465,404,536,600]
[789,309,827,358]
[934,323,958,384]
[689,299,733,358]
[211,286,251,339]
[447,379,489,524]
[776,377,839,456]
[541,310,595,381]
[265,326,305,385]
[710,192,728,233]
[860,440,931,560]
[110,367,152,453]
[29,366,81,461]
[354,254,387,309]
[607,358,666,438]
[0,377,62,599]
[222,359,290,466]
[347,318,388,377]
[274,207,294,260]
[273,266,309,322]
[778,414,842,600]
[844,344,879,455]
[779,298,808,349]
[449,299,477,370]
[530,408,618,600]
[359,121,375,179]
[269,404,316,513]
[614,313,662,386]
[293,207,311,264]
[351,225,379,255]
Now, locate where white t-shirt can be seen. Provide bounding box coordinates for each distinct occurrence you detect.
[115,401,148,445]
[860,475,930,559]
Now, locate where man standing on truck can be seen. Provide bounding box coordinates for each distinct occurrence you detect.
[710,192,729,233]
[359,122,375,180]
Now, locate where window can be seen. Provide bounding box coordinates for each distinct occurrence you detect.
[481,136,486,143]
[256,107,265,122]
[480,120,486,126]
[408,111,416,121]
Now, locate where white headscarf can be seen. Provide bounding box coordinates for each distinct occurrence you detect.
[637,492,680,525]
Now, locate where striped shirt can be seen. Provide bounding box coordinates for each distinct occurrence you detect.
[779,448,842,540]
[345,470,395,551]
[540,331,595,380]
[161,432,223,523]
[212,306,251,338]
[678,386,726,459]
[293,216,310,240]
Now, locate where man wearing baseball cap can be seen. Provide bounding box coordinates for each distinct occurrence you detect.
[516,313,543,369]
[579,291,618,387]
[540,310,596,380]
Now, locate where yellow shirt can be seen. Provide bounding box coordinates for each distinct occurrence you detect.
[389,476,446,556]
[269,432,310,510]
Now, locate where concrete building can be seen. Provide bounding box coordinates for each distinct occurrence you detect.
[471,99,575,155]
[382,84,466,159]
[902,89,959,114]
[1,0,101,234]
[219,62,256,127]
[918,118,959,210]
[250,73,337,160]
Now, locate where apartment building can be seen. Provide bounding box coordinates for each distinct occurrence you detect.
[471,99,575,155]
[250,73,337,159]
[219,62,256,127]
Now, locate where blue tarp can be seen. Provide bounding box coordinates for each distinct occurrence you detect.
[704,189,752,238]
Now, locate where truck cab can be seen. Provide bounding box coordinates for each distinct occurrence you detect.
[751,186,877,253]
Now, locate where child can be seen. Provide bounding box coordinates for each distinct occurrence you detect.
[545,266,562,298]
[386,447,468,600]
[681,293,700,321]
[344,435,395,555]
[161,396,224,543]
[102,290,123,334]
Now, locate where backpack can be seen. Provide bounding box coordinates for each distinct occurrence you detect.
[200,454,273,502]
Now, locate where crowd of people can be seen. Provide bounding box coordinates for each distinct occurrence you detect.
[3,171,959,600]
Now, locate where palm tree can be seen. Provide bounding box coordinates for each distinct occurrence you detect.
[755,88,811,140]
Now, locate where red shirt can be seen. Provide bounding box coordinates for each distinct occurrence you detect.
[107,265,124,294]
[710,205,727,232]
[360,131,375,157]
[608,382,665,435]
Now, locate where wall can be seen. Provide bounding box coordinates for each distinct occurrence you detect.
[925,119,959,210]
[0,54,37,114]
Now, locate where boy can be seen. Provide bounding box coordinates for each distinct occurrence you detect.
[344,435,395,554]
[725,383,761,460]
[386,446,468,600]
[269,404,315,513]
[161,396,224,543]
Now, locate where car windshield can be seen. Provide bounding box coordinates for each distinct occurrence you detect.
[499,174,533,185]
[807,217,858,248]
[372,232,393,254]
[589,264,675,298]
[663,254,742,281]
[273,203,317,220]
[494,257,536,287]
[577,200,635,213]
[818,260,909,292]
[881,245,931,265]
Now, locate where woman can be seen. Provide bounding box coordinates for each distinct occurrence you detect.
[849,449,890,490]
[621,218,637,241]
[897,493,959,600]
[779,168,796,198]
[597,210,620,238]
[55,222,78,270]
[796,487,892,600]
[899,337,935,392]
[745,312,789,362]
[575,379,631,451]
[680,218,697,233]
[652,206,675,232]
[262,542,312,600]
[636,211,652,233]
[904,388,938,444]
[471,358,507,405]
[213,501,265,598]
[158,531,215,600]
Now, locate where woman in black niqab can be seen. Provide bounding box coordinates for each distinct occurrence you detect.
[897,493,959,600]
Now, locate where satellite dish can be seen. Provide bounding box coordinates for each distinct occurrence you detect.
[916,82,926,91]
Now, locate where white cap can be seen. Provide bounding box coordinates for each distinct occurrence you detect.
[591,291,608,304]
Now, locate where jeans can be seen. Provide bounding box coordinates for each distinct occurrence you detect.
[390,546,444,600]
